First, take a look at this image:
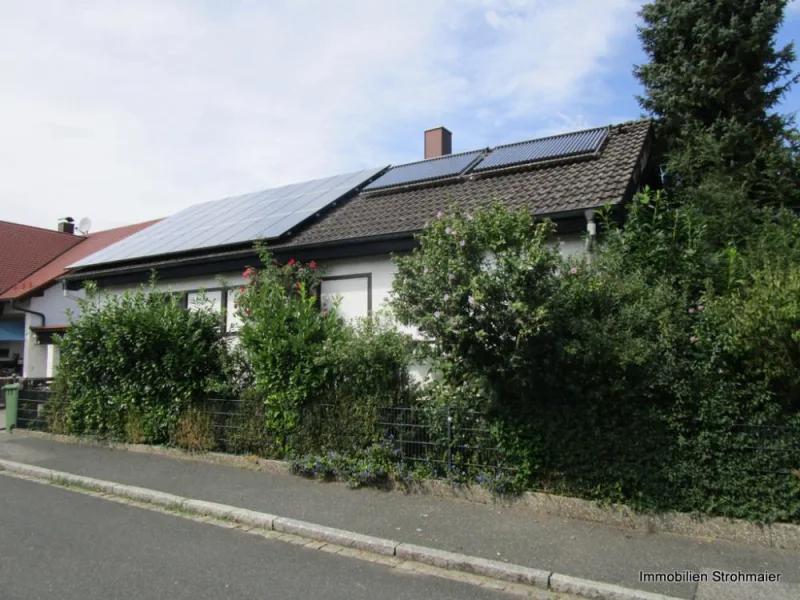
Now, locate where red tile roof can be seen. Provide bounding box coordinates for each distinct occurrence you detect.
[0,221,84,296]
[0,220,160,299]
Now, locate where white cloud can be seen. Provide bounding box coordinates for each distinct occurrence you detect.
[0,0,639,231]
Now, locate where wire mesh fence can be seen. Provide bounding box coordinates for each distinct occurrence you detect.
[6,382,799,483]
[14,378,53,431]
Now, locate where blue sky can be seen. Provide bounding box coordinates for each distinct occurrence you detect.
[1,0,799,231]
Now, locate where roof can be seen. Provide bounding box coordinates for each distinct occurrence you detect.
[64,119,652,281]
[0,220,160,299]
[273,119,652,249]
[0,222,84,295]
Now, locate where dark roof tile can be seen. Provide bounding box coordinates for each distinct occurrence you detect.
[274,119,652,248]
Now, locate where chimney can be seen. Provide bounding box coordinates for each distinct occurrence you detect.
[424,126,452,159]
[58,217,75,234]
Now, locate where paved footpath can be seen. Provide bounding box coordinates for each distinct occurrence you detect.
[1,432,797,599]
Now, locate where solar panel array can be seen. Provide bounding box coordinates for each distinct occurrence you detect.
[364,150,485,191]
[473,127,608,172]
[72,167,386,267]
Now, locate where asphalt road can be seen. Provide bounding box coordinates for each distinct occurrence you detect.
[0,476,508,600]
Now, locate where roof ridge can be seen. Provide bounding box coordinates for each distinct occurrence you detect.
[88,218,162,236]
[0,220,82,237]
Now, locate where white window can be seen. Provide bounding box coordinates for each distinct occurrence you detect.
[187,290,222,313]
[321,276,369,321]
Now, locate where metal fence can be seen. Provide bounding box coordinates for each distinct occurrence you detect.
[15,378,53,431]
[6,384,799,480]
[201,398,515,474]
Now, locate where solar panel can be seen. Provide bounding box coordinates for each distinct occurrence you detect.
[364,150,485,191]
[473,127,608,172]
[71,167,386,268]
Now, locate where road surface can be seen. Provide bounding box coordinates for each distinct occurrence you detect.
[0,476,509,600]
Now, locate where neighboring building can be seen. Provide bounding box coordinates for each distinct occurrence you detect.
[62,120,655,337]
[0,218,84,376]
[0,219,158,377]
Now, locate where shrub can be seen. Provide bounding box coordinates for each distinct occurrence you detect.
[53,281,228,443]
[236,246,416,457]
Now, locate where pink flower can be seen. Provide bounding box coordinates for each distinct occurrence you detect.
[321,309,329,317]
[448,273,455,280]
[309,260,318,270]
[697,305,705,312]
[239,286,246,293]
[688,308,695,314]
[436,211,443,219]
[690,336,697,343]
[443,294,450,301]
[570,267,578,275]
[243,267,254,278]
[288,258,296,266]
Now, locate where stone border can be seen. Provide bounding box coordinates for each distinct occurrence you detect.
[0,458,680,600]
[15,430,800,550]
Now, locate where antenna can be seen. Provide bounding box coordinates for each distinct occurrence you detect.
[77,217,92,235]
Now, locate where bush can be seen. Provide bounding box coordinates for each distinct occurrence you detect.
[390,200,800,521]
[53,281,228,443]
[236,246,416,457]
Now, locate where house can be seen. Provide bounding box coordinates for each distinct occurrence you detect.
[61,120,655,336]
[0,218,158,377]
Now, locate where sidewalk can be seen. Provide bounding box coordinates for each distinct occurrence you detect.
[1,433,797,599]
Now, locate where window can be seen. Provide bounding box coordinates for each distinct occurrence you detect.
[186,290,223,313]
[320,275,370,321]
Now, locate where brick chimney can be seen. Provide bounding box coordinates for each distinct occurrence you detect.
[58,217,75,234]
[424,126,452,159]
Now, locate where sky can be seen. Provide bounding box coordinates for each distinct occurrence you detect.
[1,0,799,232]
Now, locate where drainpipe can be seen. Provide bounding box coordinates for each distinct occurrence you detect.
[10,298,45,327]
[584,208,597,256]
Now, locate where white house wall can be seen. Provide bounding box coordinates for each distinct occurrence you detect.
[20,283,86,378]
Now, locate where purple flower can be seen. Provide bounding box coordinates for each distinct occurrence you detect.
[688,308,695,314]
[690,336,697,343]
[468,296,475,305]
[434,311,441,319]
[569,267,578,275]
[436,211,443,218]
[459,240,466,247]
[697,305,705,312]
[445,227,451,234]
[448,273,455,280]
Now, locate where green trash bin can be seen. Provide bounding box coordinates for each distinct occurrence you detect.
[3,383,20,432]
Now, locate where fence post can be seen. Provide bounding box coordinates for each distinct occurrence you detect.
[447,407,453,472]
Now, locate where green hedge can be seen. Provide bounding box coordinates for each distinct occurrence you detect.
[47,282,229,443]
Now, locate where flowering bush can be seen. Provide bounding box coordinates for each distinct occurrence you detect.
[235,245,415,457]
[235,245,342,456]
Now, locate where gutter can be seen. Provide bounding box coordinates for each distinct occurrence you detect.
[10,298,45,327]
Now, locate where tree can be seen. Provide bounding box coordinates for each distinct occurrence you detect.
[634,0,799,204]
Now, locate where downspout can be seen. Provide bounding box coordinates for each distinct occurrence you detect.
[10,298,45,327]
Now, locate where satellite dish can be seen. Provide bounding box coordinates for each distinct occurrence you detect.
[77,217,92,235]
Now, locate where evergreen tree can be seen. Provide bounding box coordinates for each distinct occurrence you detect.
[634,0,799,204]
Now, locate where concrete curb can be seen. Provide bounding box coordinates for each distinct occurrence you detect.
[18,429,800,551]
[0,457,682,600]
